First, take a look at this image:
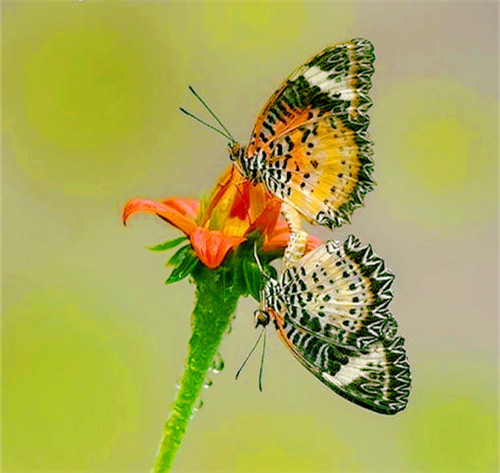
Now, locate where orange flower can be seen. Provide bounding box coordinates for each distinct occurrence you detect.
[123,165,321,268]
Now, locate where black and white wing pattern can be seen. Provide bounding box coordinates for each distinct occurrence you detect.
[267,235,397,351]
[261,236,411,415]
[273,317,411,415]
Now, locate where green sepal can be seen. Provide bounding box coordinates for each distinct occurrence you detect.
[167,244,192,267]
[241,257,278,302]
[148,236,188,252]
[165,248,199,285]
[242,257,263,301]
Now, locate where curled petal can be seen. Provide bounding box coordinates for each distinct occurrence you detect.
[190,227,245,269]
[161,198,200,219]
[122,198,198,235]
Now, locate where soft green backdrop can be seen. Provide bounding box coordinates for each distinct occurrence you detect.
[2,1,498,472]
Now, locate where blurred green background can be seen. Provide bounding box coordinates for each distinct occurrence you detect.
[2,1,498,472]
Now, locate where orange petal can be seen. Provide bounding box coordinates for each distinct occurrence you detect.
[161,198,200,219]
[305,234,323,252]
[201,166,240,227]
[122,198,198,235]
[263,226,323,253]
[262,232,289,253]
[228,180,252,220]
[248,199,281,236]
[190,227,245,269]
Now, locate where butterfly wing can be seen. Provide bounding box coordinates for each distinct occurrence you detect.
[272,314,411,415]
[242,38,375,227]
[269,235,396,351]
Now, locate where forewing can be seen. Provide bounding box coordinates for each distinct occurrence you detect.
[260,116,373,227]
[273,315,411,415]
[274,235,396,351]
[245,38,375,227]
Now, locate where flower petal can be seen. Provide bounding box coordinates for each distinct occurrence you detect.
[122,198,198,235]
[248,199,282,237]
[190,227,245,269]
[161,198,200,219]
[262,232,289,253]
[263,227,322,253]
[228,180,252,220]
[305,234,323,252]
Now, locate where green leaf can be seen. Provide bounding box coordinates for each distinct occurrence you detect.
[165,250,199,285]
[147,236,188,252]
[167,244,192,267]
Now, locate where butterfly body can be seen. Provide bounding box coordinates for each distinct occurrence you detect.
[229,143,263,184]
[257,236,411,415]
[230,38,376,228]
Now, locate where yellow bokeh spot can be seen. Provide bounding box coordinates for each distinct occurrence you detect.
[201,2,300,52]
[199,1,352,56]
[3,4,177,196]
[406,118,476,194]
[23,26,144,150]
[377,77,497,228]
[408,397,498,471]
[191,411,361,471]
[2,288,142,470]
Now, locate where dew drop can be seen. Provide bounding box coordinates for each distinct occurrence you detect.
[211,351,225,374]
[190,398,204,419]
[203,377,213,389]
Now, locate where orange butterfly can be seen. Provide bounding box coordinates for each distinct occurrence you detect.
[182,38,375,228]
[228,38,376,228]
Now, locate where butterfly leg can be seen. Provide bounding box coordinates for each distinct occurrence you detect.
[282,203,308,269]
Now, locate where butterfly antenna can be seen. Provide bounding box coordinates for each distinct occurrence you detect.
[258,329,267,392]
[188,86,235,142]
[179,107,233,141]
[235,328,265,381]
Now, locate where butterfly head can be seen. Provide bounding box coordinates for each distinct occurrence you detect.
[228,142,245,162]
[254,309,271,328]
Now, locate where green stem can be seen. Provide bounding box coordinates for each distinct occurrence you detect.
[152,264,242,472]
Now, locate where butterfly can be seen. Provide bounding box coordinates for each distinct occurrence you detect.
[255,235,411,415]
[228,38,376,229]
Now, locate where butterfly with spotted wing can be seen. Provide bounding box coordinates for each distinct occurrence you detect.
[229,38,375,229]
[256,234,411,415]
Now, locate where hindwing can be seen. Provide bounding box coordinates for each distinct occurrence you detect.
[268,235,397,351]
[273,315,411,415]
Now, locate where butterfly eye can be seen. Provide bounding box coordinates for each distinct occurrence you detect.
[254,310,270,328]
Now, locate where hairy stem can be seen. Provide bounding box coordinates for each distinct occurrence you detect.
[152,264,242,472]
